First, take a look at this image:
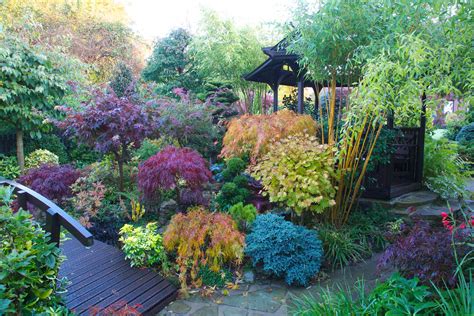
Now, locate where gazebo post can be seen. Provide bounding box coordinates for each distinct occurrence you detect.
[271,83,279,112]
[297,77,304,114]
[312,84,319,117]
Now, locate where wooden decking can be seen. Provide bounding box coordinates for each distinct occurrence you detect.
[60,238,177,315]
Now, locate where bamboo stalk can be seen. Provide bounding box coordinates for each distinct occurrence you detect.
[345,123,383,222]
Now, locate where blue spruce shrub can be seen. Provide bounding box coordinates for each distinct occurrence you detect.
[456,122,474,142]
[245,213,323,286]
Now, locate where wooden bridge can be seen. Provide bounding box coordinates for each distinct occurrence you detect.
[1,180,177,315]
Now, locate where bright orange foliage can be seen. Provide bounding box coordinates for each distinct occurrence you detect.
[163,207,244,293]
[220,109,318,164]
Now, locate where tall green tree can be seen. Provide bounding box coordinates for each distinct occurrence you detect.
[142,28,201,94]
[0,37,67,171]
[191,10,268,113]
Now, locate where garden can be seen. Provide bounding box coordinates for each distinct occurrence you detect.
[0,0,473,315]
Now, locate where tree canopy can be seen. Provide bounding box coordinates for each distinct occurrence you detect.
[0,0,147,83]
[0,37,67,170]
[142,28,201,94]
[190,10,269,113]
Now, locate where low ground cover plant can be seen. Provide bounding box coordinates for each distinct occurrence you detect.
[318,225,368,270]
[292,273,437,316]
[197,265,233,288]
[245,213,323,286]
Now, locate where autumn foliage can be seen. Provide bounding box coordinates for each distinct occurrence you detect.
[163,207,244,292]
[137,146,212,202]
[220,109,317,163]
[252,135,336,215]
[18,164,82,206]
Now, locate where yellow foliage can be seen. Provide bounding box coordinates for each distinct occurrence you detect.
[131,200,145,222]
[220,109,317,164]
[252,134,337,215]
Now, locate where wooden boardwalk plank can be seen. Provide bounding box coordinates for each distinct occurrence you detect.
[70,268,152,311]
[79,273,165,315]
[60,239,177,315]
[60,240,111,269]
[67,260,131,293]
[66,254,129,286]
[67,263,148,303]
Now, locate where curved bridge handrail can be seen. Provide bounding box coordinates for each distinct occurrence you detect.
[0,179,93,247]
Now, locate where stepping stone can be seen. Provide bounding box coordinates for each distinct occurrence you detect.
[392,190,438,207]
[221,287,286,313]
[219,305,248,316]
[165,301,192,314]
[194,306,218,316]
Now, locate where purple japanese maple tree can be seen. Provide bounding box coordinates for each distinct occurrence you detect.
[58,90,157,191]
[138,146,212,205]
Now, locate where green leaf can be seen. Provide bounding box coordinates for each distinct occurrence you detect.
[33,288,53,300]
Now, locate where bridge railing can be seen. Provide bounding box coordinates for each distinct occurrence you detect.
[0,179,93,247]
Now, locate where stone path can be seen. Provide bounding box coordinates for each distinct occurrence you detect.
[158,254,387,316]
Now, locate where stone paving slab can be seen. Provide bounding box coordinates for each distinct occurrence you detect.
[158,255,385,316]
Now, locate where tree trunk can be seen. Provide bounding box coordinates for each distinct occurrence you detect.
[16,129,25,172]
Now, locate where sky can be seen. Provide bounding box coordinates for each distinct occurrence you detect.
[119,0,293,40]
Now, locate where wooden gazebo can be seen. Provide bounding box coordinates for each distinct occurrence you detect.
[244,38,322,114]
[244,39,426,200]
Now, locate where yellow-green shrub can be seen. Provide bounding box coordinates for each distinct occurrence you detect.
[220,109,317,164]
[25,149,59,170]
[252,134,336,215]
[119,223,168,269]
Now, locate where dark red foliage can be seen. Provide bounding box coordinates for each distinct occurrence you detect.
[180,188,209,207]
[57,90,159,190]
[378,220,469,287]
[138,146,212,200]
[57,90,155,156]
[18,164,82,205]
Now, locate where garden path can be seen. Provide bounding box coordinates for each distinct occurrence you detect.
[158,254,388,316]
